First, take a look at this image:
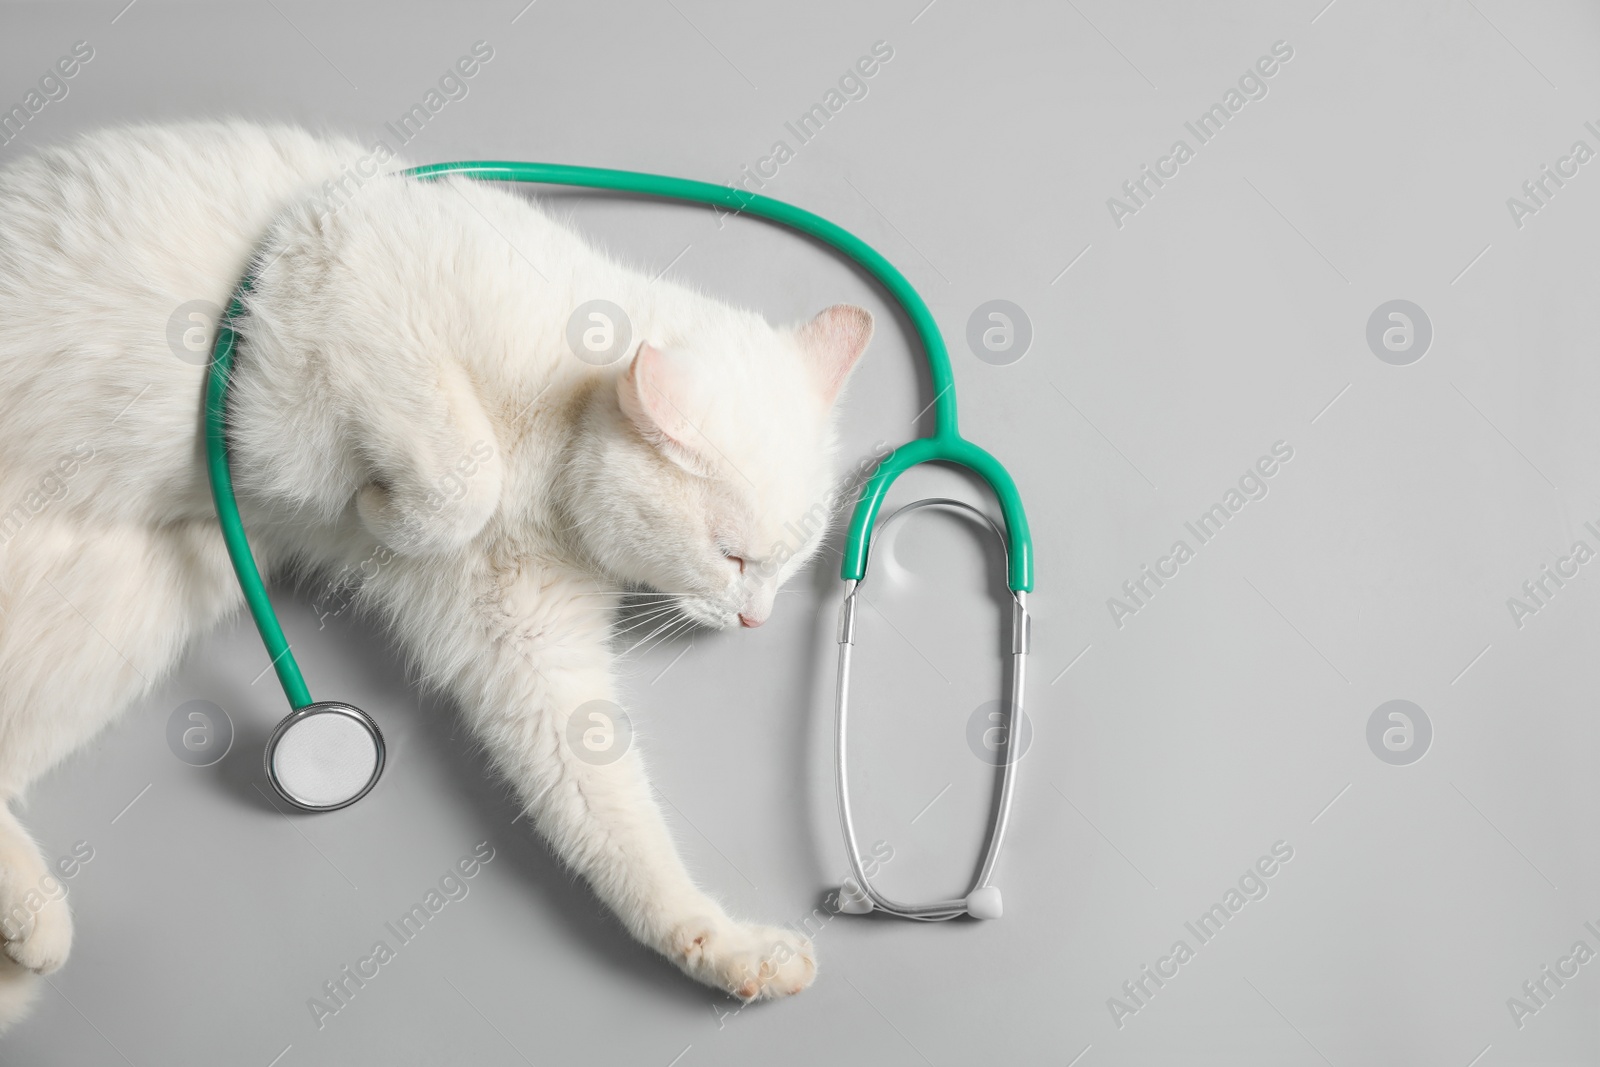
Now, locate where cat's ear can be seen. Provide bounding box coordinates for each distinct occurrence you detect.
[618,342,707,471]
[797,304,873,406]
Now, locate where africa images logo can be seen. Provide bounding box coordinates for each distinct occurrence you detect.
[1106,441,1294,629]
[1106,841,1295,1029]
[306,842,496,1030]
[1105,40,1295,229]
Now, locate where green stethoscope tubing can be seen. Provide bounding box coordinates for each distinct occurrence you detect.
[205,159,1034,714]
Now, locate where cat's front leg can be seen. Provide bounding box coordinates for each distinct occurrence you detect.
[390,562,816,1000]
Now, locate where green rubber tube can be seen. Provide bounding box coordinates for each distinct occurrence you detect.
[204,160,1034,710]
[204,277,314,710]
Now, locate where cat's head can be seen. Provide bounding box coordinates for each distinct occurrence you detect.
[571,304,873,630]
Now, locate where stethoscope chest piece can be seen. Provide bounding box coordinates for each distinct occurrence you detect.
[264,702,386,812]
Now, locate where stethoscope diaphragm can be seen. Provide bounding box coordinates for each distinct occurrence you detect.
[264,702,386,811]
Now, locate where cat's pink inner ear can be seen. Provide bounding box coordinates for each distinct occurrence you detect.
[798,304,874,406]
[619,342,697,451]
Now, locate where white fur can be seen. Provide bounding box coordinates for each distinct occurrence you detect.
[0,120,872,1026]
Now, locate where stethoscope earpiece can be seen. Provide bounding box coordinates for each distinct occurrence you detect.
[964,885,1004,921]
[264,702,386,812]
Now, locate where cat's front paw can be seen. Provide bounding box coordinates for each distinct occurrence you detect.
[0,894,72,975]
[669,917,816,1001]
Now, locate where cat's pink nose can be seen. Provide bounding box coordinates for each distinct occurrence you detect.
[738,612,763,628]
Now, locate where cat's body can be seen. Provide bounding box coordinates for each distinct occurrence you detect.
[0,121,872,1027]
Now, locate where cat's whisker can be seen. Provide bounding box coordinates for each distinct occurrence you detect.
[633,614,698,658]
[605,603,680,618]
[609,604,682,638]
[572,590,667,599]
[613,601,678,618]
[615,603,685,635]
[619,624,672,658]
[620,610,690,658]
[610,601,680,625]
[577,590,689,609]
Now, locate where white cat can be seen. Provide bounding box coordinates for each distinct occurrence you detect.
[0,120,873,1027]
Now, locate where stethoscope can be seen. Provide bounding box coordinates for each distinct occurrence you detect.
[206,160,1034,921]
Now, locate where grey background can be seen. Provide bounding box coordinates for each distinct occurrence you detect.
[3,0,1597,1063]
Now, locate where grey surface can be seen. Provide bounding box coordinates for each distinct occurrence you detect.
[3,0,1599,1063]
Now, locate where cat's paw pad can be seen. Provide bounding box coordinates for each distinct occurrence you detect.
[0,897,72,975]
[670,918,815,1001]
